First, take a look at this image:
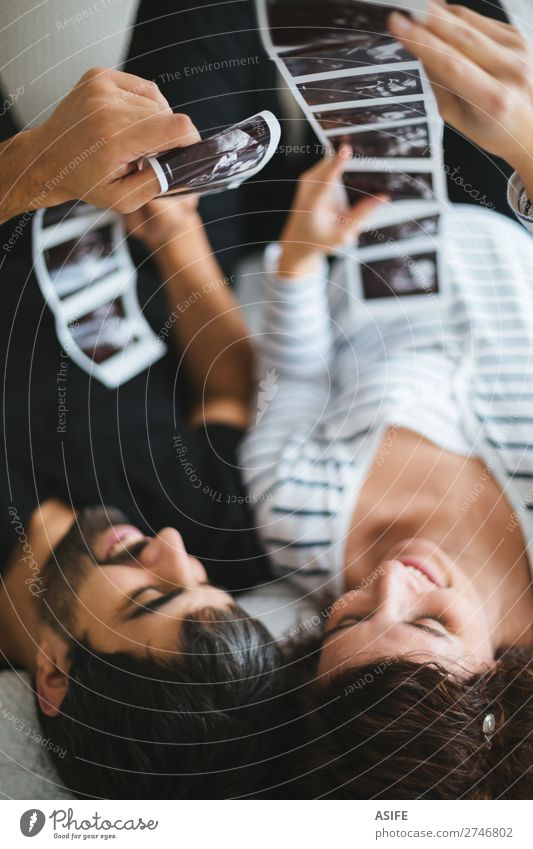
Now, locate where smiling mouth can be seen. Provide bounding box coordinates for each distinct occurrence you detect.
[101,525,146,560]
[397,555,446,588]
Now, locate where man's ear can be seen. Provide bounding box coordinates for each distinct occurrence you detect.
[35,631,71,717]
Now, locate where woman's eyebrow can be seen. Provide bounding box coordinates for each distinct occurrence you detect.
[125,587,185,620]
[410,622,452,641]
[323,615,367,638]
[324,616,452,641]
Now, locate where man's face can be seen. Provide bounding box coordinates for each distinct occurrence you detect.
[39,507,233,658]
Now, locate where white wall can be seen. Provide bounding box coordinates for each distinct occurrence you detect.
[0,0,140,128]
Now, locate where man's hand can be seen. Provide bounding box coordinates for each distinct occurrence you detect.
[388,2,533,174]
[278,147,388,279]
[0,67,201,224]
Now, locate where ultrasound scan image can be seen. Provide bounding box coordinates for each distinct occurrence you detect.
[315,101,426,130]
[332,122,430,158]
[359,214,440,248]
[282,36,411,76]
[298,69,423,106]
[361,251,438,299]
[268,0,402,49]
[154,114,273,195]
[44,226,117,298]
[344,170,434,202]
[70,299,127,363]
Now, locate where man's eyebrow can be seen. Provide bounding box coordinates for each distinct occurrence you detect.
[124,587,185,620]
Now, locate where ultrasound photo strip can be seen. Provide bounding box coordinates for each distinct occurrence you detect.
[256,0,449,303]
[32,202,166,387]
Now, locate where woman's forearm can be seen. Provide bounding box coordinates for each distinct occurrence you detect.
[152,218,254,407]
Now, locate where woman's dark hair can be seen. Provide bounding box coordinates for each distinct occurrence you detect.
[36,606,288,799]
[279,644,532,799]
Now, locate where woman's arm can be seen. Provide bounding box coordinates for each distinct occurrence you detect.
[124,197,254,428]
[240,152,385,513]
[388,3,533,212]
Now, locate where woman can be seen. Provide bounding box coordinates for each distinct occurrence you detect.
[240,4,533,797]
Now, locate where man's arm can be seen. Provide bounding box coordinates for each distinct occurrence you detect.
[0,67,200,225]
[125,198,254,428]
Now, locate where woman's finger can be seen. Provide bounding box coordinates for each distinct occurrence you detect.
[301,146,352,198]
[423,1,525,79]
[388,12,498,112]
[447,4,525,47]
[343,194,389,237]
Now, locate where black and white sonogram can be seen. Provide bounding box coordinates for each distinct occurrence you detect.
[69,299,128,364]
[281,38,411,76]
[332,123,430,158]
[257,0,448,305]
[145,111,280,197]
[315,100,426,130]
[362,251,438,299]
[344,170,434,202]
[44,225,117,298]
[359,215,439,248]
[266,0,424,50]
[298,69,423,106]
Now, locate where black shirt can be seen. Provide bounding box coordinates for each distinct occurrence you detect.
[0,104,270,592]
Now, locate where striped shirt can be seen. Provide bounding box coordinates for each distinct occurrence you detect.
[239,176,533,595]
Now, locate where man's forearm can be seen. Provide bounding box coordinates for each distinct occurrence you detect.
[0,129,51,225]
[153,218,254,406]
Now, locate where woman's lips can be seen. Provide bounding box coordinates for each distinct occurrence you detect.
[398,555,447,588]
[100,525,144,560]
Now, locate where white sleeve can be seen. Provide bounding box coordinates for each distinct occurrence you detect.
[238,245,339,565]
[242,243,333,461]
[508,171,533,233]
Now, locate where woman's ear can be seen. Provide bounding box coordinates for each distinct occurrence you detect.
[35,632,70,717]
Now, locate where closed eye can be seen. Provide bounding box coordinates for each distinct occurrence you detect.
[125,587,185,620]
[324,615,367,639]
[324,614,451,640]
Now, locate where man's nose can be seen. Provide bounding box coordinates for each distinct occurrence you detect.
[141,528,207,586]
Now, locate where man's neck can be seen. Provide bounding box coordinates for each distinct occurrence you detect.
[0,499,75,670]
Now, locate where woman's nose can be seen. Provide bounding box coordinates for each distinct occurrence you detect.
[141,528,207,586]
[378,559,418,610]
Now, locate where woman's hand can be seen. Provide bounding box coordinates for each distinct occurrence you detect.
[388,2,533,173]
[278,146,387,279]
[123,193,200,253]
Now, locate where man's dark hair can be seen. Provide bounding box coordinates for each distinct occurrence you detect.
[36,606,288,799]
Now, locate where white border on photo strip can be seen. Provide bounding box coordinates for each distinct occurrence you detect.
[32,205,166,388]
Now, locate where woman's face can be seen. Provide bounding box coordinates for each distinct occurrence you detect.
[318,538,496,679]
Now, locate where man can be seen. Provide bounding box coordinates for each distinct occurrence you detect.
[0,67,281,798]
